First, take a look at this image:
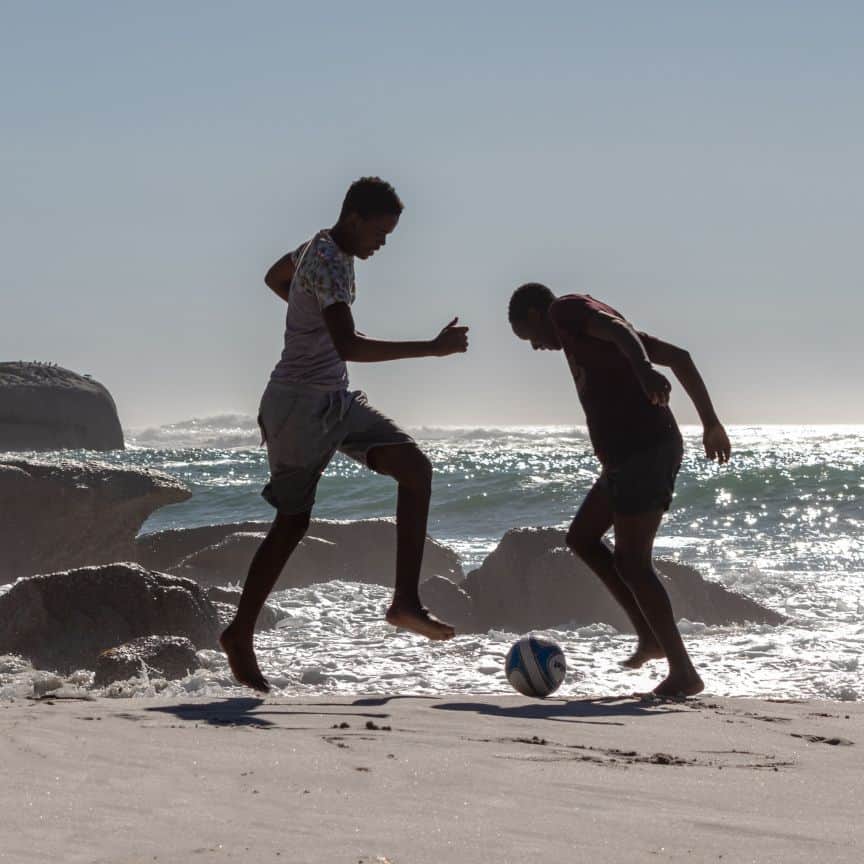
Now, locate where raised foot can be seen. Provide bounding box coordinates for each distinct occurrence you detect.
[652,670,705,699]
[619,644,666,670]
[386,604,456,641]
[219,627,270,693]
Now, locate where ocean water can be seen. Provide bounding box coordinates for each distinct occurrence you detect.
[3,421,863,702]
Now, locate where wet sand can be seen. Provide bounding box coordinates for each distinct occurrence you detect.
[1,694,861,863]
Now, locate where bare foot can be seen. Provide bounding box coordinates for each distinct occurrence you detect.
[385,604,455,641]
[619,643,666,670]
[652,669,704,699]
[220,626,270,693]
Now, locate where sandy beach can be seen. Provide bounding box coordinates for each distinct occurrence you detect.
[2,693,861,863]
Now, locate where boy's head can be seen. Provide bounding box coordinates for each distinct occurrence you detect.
[337,177,403,259]
[508,282,561,350]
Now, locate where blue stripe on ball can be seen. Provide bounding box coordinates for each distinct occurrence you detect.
[505,635,566,698]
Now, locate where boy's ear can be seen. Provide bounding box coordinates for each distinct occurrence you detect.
[341,211,360,231]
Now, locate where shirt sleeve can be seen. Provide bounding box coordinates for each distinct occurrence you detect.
[306,242,353,310]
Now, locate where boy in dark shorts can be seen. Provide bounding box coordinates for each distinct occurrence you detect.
[221,177,469,692]
[508,284,730,697]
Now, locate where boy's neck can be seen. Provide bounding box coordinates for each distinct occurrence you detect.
[329,222,355,257]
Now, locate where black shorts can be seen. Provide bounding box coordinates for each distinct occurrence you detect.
[599,436,684,515]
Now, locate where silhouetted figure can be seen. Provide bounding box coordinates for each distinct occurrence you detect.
[509,284,730,698]
[221,178,469,692]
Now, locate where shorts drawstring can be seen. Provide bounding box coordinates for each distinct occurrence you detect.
[322,390,353,433]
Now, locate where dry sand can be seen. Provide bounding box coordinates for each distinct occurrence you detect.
[2,694,861,863]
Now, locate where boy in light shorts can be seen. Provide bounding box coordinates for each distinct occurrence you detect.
[221,177,469,692]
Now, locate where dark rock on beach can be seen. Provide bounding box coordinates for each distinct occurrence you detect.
[0,458,191,583]
[93,635,199,687]
[136,518,464,589]
[0,563,220,673]
[0,362,124,451]
[133,521,269,573]
[132,521,781,636]
[460,527,786,634]
[205,585,284,632]
[421,575,475,632]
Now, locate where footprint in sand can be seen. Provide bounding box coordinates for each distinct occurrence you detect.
[791,733,853,746]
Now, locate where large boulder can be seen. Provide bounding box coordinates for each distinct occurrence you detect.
[171,532,348,590]
[420,575,475,632]
[461,527,785,633]
[0,362,124,451]
[134,521,269,573]
[0,459,191,583]
[307,519,463,586]
[463,528,629,633]
[0,563,221,672]
[136,518,463,589]
[93,635,199,687]
[205,585,283,632]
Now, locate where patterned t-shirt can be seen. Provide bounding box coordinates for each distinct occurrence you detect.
[270,230,355,390]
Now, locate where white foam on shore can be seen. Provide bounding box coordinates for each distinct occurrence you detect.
[4,424,863,702]
[3,579,860,703]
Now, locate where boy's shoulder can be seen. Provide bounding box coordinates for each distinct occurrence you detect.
[292,230,348,266]
[289,231,355,305]
[551,294,624,326]
[292,231,354,287]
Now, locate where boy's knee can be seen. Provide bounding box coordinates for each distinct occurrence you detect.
[613,548,651,585]
[274,510,311,539]
[400,449,432,493]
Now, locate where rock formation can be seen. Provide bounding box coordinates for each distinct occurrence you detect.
[455,527,785,634]
[136,518,464,588]
[0,564,220,672]
[93,635,199,687]
[0,459,190,582]
[420,575,474,632]
[0,362,124,451]
[205,585,284,632]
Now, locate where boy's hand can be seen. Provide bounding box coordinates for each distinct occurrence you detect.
[432,317,469,356]
[703,422,731,464]
[636,364,672,406]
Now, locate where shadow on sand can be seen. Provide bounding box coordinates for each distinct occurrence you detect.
[432,696,686,725]
[145,698,392,728]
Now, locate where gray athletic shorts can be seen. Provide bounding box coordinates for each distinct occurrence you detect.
[258,380,414,515]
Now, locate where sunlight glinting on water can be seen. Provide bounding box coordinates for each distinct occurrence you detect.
[3,424,862,701]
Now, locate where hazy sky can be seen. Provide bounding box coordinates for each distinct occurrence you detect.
[3,2,862,428]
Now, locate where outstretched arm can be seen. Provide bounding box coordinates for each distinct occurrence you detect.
[641,333,731,463]
[323,303,469,363]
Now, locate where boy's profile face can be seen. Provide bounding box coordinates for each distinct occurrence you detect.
[345,212,400,259]
[511,308,560,351]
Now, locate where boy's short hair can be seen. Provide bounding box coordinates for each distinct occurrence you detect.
[340,177,404,220]
[508,282,556,323]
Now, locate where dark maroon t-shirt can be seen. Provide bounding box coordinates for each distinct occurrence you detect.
[550,294,679,466]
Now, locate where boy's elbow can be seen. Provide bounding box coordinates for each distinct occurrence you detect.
[671,346,692,369]
[332,335,357,362]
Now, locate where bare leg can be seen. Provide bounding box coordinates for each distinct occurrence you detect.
[220,510,311,692]
[566,482,664,668]
[612,510,704,697]
[367,444,455,640]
